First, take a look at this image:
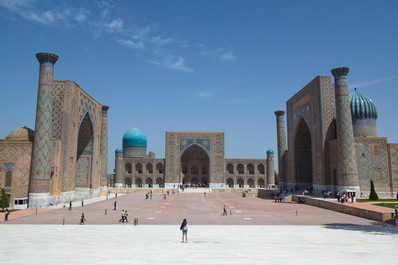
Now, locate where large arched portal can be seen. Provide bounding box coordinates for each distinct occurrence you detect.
[294,118,313,185]
[180,144,209,186]
[76,113,93,188]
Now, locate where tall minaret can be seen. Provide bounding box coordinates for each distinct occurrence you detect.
[274,111,287,186]
[100,105,109,187]
[29,53,59,208]
[266,150,275,188]
[331,67,360,194]
[114,148,124,188]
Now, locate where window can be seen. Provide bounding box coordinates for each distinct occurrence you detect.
[257,164,265,174]
[125,163,132,174]
[5,170,12,187]
[247,164,254,174]
[182,166,187,174]
[227,178,234,188]
[202,167,207,174]
[237,164,244,174]
[146,163,153,174]
[156,163,164,174]
[226,164,234,174]
[248,178,254,188]
[258,178,265,188]
[136,163,142,174]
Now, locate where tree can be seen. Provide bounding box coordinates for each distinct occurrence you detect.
[274,171,279,185]
[0,188,9,210]
[369,180,379,200]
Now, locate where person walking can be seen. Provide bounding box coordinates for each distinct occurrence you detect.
[80,213,86,225]
[180,218,188,243]
[125,210,129,223]
[114,200,117,210]
[394,204,398,217]
[69,200,72,210]
[119,209,125,222]
[4,209,9,221]
[223,205,228,216]
[81,199,84,207]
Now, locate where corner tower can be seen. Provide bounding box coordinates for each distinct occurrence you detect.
[331,67,360,194]
[29,52,59,208]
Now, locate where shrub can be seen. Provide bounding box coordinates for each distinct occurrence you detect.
[369,180,379,200]
[0,188,9,210]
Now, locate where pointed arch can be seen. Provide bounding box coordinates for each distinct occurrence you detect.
[294,117,313,184]
[76,113,94,188]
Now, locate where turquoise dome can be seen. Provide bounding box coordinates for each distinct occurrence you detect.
[349,88,378,120]
[123,127,147,147]
[267,149,274,154]
[115,147,123,153]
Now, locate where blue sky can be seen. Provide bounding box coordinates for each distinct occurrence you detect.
[1,0,397,173]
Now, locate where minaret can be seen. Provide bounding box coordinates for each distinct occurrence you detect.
[100,106,109,187]
[331,67,360,194]
[266,150,275,188]
[114,148,124,188]
[29,52,59,208]
[274,111,287,185]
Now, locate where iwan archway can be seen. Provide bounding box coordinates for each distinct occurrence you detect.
[294,118,312,186]
[76,113,93,188]
[180,144,209,186]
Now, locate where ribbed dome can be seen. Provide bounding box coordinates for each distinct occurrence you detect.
[267,149,274,154]
[349,88,378,120]
[6,126,34,141]
[122,127,147,147]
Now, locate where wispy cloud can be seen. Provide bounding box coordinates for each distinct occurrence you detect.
[0,0,235,73]
[196,91,212,99]
[219,50,237,62]
[351,76,398,88]
[148,55,194,73]
[199,48,237,63]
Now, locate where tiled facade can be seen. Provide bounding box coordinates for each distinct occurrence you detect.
[114,131,274,189]
[276,68,398,197]
[0,53,109,208]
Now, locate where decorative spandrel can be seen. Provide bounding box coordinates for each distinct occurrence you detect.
[180,139,211,155]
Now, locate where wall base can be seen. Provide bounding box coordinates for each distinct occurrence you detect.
[29,193,50,208]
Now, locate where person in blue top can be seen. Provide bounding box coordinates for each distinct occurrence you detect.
[180,218,188,243]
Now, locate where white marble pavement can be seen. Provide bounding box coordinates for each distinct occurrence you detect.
[1,224,397,264]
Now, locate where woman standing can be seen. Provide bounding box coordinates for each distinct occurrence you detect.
[180,218,188,243]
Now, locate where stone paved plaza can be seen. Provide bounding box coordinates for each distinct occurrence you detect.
[1,225,397,264]
[1,192,398,264]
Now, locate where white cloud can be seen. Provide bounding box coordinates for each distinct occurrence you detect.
[351,76,397,89]
[196,92,212,98]
[219,50,237,62]
[117,39,145,49]
[148,55,194,73]
[199,48,237,63]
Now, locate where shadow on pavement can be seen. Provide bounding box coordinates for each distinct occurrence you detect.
[323,223,398,235]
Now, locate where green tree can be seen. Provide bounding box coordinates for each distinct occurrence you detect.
[0,188,9,210]
[274,171,279,185]
[369,180,379,200]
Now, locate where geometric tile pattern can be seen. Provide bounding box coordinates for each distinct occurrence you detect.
[332,69,359,186]
[180,139,211,155]
[75,155,90,187]
[356,140,389,190]
[275,111,286,183]
[31,60,56,186]
[0,143,32,198]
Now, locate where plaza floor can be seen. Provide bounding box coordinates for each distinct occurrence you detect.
[1,192,397,264]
